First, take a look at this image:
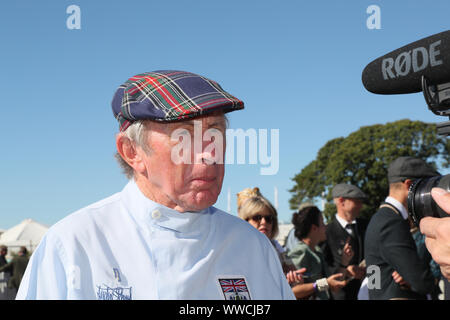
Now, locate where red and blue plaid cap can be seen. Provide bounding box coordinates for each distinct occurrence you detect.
[111,70,244,131]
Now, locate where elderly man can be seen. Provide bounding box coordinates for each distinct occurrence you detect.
[322,183,368,300]
[17,70,294,300]
[364,157,436,300]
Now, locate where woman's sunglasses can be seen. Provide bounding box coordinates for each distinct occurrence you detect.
[247,214,274,224]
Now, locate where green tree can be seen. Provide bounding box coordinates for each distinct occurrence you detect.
[289,119,450,222]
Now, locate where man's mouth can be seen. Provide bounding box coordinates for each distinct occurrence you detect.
[190,176,217,187]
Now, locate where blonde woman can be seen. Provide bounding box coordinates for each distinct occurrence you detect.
[237,188,305,285]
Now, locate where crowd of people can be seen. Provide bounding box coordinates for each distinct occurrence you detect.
[236,156,448,300]
[0,246,30,299]
[3,70,450,300]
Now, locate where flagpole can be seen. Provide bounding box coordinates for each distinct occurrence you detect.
[274,186,278,210]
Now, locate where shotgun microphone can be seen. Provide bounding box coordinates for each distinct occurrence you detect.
[362,30,450,95]
[362,30,450,135]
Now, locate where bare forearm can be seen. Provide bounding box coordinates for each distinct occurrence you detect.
[291,283,315,299]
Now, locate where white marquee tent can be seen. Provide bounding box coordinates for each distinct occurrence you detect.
[276,223,293,247]
[0,219,48,300]
[0,219,48,255]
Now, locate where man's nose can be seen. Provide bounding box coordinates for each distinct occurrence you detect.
[194,150,216,165]
[193,137,222,165]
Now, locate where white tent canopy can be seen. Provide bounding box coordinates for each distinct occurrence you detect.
[0,219,48,253]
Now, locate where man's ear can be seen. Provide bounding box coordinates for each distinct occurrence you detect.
[335,197,344,207]
[116,134,146,174]
[404,179,414,189]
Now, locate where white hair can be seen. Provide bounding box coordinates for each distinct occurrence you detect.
[115,120,151,179]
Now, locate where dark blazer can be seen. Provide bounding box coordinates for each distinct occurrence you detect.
[322,217,368,300]
[0,255,29,289]
[444,279,450,301]
[0,255,7,267]
[364,203,435,300]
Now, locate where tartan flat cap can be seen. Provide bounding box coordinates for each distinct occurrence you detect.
[332,183,367,200]
[112,70,244,131]
[388,156,439,184]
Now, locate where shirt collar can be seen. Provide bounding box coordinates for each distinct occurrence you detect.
[335,214,356,229]
[120,179,211,233]
[385,196,409,220]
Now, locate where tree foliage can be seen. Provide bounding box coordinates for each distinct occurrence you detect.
[289,119,450,222]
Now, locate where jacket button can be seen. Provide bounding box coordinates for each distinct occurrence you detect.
[151,209,161,220]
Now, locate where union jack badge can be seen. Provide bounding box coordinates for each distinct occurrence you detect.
[217,276,251,300]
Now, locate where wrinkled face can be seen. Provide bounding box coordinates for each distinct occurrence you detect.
[246,207,274,239]
[138,113,226,212]
[343,198,363,218]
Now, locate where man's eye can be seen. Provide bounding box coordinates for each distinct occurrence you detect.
[176,127,193,135]
[209,126,225,132]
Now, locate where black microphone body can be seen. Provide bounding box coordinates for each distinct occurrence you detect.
[362,30,450,94]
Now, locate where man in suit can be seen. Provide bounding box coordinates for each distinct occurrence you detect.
[0,246,7,267]
[322,183,368,300]
[0,246,29,293]
[365,156,436,300]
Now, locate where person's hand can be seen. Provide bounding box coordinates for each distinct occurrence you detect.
[392,271,411,289]
[420,187,450,280]
[340,237,354,267]
[286,268,306,285]
[327,273,348,292]
[346,265,366,280]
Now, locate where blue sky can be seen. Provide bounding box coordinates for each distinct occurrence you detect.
[1,0,449,229]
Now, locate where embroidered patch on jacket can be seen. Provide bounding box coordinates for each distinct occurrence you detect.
[96,284,132,300]
[217,276,251,300]
[96,267,132,300]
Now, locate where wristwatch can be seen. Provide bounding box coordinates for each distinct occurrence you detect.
[315,278,329,292]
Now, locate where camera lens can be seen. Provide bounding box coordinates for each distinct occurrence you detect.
[407,174,450,226]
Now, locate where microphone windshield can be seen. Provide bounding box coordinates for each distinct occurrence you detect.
[362,30,450,94]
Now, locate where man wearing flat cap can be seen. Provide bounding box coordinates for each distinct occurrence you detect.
[322,183,368,300]
[364,156,437,300]
[17,70,294,300]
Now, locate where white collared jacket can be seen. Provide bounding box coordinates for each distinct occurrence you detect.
[17,180,294,300]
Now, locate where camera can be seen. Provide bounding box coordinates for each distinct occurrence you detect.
[422,76,450,136]
[407,174,450,226]
[406,76,450,227]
